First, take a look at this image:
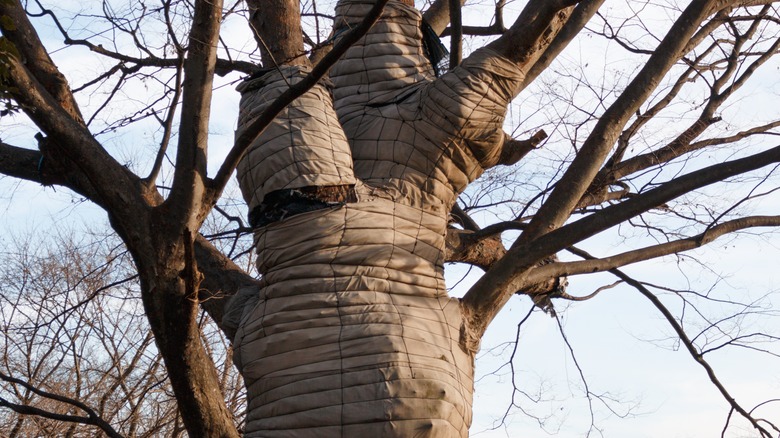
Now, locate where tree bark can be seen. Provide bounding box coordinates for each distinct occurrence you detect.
[133,245,240,438]
[246,0,309,67]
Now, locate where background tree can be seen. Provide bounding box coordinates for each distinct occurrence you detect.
[0,0,779,436]
[0,229,245,437]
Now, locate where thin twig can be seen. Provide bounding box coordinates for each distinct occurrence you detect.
[0,372,124,438]
[603,267,773,437]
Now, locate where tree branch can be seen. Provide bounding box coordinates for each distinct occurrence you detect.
[589,10,780,197]
[496,130,548,166]
[422,0,465,35]
[583,44,716,196]
[247,0,308,67]
[445,228,506,270]
[24,0,255,76]
[448,0,462,68]
[0,53,142,211]
[194,235,260,335]
[0,139,248,338]
[165,0,223,231]
[523,0,605,87]
[145,57,185,184]
[436,0,509,37]
[514,0,729,247]
[0,0,84,124]
[440,24,506,37]
[526,216,780,283]
[486,0,579,69]
[463,143,780,337]
[0,142,43,183]
[0,371,123,438]
[595,266,774,437]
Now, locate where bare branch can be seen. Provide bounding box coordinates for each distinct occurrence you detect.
[448,0,462,68]
[528,215,780,286]
[554,315,601,436]
[496,130,548,166]
[26,0,254,76]
[422,0,464,35]
[524,0,606,87]
[601,267,774,437]
[165,0,224,231]
[0,0,84,123]
[0,142,42,184]
[0,371,124,438]
[486,0,579,69]
[515,0,731,246]
[145,57,185,184]
[445,228,506,270]
[588,11,780,198]
[194,235,259,335]
[463,143,780,337]
[0,18,143,214]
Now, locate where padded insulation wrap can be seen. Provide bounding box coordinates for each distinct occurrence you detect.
[235,66,356,212]
[330,0,524,208]
[231,1,530,435]
[233,200,474,437]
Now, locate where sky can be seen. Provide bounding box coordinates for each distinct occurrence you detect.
[1,0,779,436]
[461,244,780,437]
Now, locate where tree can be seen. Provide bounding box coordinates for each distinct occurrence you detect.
[0,230,246,437]
[1,0,779,436]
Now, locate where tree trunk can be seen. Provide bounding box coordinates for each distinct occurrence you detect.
[229,1,540,435]
[126,230,240,438]
[233,199,476,437]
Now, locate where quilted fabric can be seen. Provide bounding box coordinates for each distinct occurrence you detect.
[331,0,524,212]
[236,66,356,214]
[232,1,525,436]
[233,199,473,437]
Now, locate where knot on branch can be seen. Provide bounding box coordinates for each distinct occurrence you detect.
[497,129,548,166]
[516,254,568,317]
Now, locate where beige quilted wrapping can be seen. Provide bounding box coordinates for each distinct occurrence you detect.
[232,0,525,436]
[235,66,356,213]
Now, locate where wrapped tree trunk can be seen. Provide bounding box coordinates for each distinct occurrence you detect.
[230,1,524,436]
